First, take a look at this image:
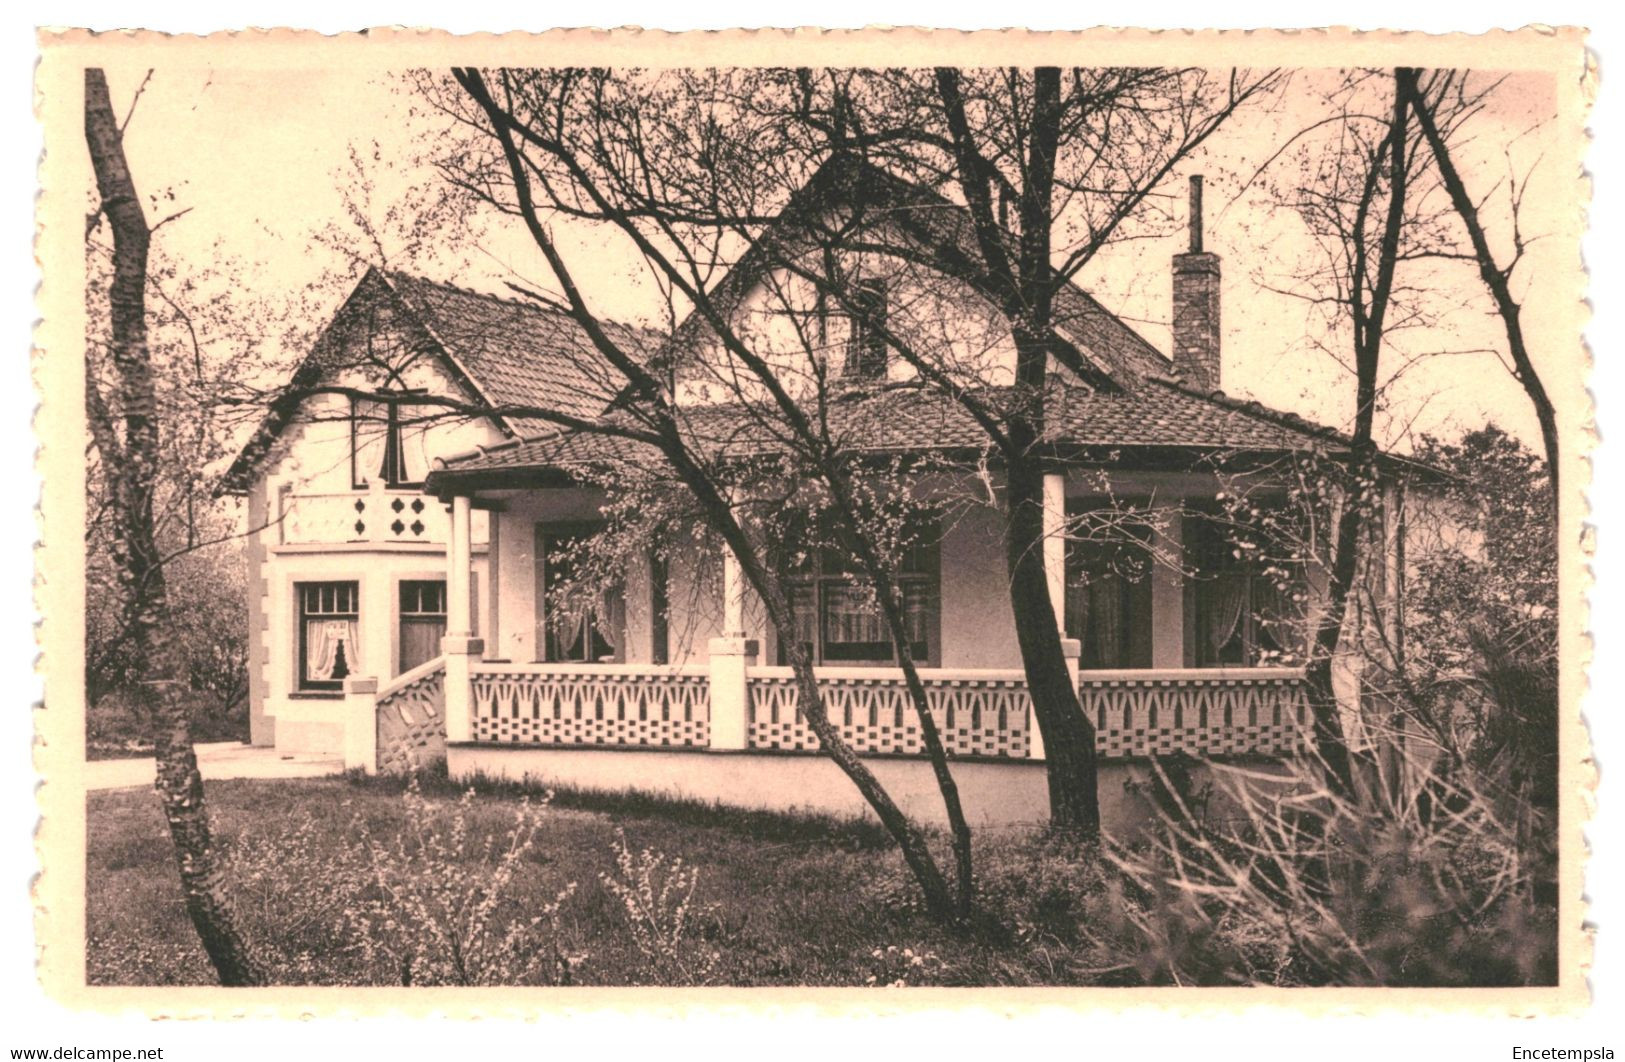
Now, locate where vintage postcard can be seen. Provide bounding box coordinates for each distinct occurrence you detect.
[32,26,1594,1019]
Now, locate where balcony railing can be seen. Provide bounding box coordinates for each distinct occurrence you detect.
[277,486,486,546]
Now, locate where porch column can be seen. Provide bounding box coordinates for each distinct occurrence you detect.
[709,540,757,751]
[1151,507,1186,669]
[723,536,746,638]
[1042,472,1067,631]
[449,494,473,637]
[1034,473,1079,761]
[443,493,484,744]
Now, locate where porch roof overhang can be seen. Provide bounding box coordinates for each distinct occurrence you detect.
[422,377,1443,498]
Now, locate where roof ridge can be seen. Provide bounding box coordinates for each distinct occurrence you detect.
[383,268,576,318]
[384,267,672,342]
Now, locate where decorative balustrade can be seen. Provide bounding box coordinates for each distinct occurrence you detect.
[1078,668,1311,758]
[278,487,486,546]
[445,658,1307,761]
[745,667,1032,758]
[374,658,448,773]
[470,663,711,748]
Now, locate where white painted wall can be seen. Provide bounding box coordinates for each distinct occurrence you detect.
[246,311,507,756]
[451,744,1294,837]
[259,546,489,756]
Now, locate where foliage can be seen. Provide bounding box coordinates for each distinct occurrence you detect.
[1406,426,1557,817]
[88,772,1557,987]
[223,810,374,983]
[83,231,274,738]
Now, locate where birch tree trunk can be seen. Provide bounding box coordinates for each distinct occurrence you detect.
[84,67,266,986]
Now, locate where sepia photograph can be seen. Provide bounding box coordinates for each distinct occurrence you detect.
[27,23,1595,1021]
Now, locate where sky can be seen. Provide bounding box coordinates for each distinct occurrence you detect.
[98,62,1578,454]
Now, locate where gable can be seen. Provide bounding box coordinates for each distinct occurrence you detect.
[218,269,499,493]
[219,268,659,494]
[662,156,1172,402]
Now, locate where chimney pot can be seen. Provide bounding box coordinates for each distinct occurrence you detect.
[1189,175,1204,254]
[1172,175,1221,391]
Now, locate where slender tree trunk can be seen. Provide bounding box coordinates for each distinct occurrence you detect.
[1005,447,1100,834]
[785,654,956,920]
[1399,74,1560,505]
[831,505,974,916]
[85,68,266,986]
[934,67,1102,833]
[1304,69,1415,797]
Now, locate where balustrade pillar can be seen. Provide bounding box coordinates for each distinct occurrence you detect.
[707,636,757,750]
[441,635,485,744]
[342,675,379,774]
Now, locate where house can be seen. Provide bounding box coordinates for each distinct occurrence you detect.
[229,164,1418,828]
[220,267,660,758]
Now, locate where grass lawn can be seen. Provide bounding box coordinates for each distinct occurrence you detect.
[87,772,1114,987]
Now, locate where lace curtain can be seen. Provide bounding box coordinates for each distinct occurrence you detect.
[307,618,361,682]
[1070,576,1126,667]
[1203,573,1249,662]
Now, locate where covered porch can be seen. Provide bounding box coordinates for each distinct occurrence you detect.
[338,465,1352,793]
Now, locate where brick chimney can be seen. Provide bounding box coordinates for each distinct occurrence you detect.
[1172,175,1221,392]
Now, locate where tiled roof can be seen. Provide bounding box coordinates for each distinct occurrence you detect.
[383,271,661,435]
[218,268,662,491]
[427,377,1348,485]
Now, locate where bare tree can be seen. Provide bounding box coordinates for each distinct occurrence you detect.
[1263,67,1434,793]
[1399,72,1560,505]
[398,67,966,919]
[778,66,1278,832]
[83,68,266,984]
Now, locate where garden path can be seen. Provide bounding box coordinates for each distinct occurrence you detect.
[83,742,343,791]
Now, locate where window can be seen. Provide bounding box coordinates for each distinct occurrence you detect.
[1189,509,1306,667]
[777,516,938,666]
[398,580,446,675]
[540,530,621,663]
[351,393,427,489]
[844,279,888,379]
[1065,503,1154,669]
[298,581,360,691]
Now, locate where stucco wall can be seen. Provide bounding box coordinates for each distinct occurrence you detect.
[450,744,1294,837]
[242,309,507,755]
[260,547,489,757]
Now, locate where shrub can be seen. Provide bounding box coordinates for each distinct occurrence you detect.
[1101,752,1557,986]
[599,827,720,986]
[348,777,580,986]
[224,808,372,983]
